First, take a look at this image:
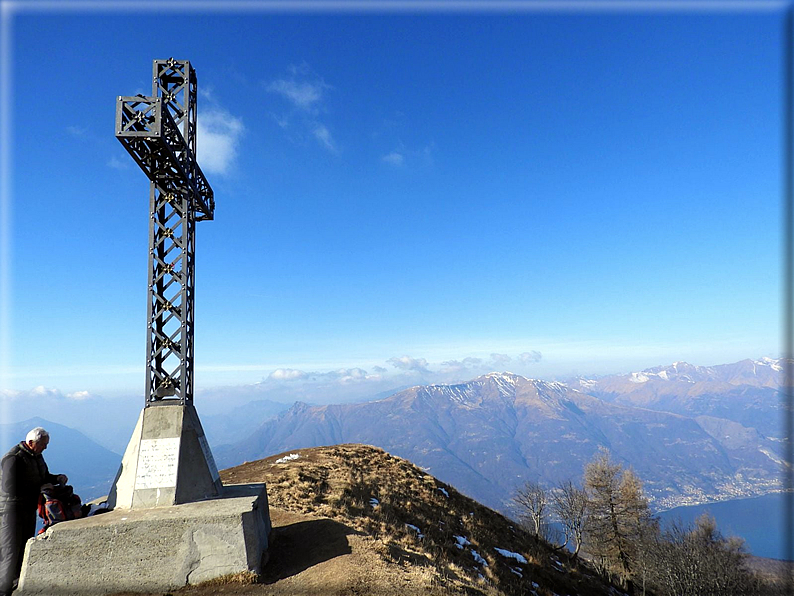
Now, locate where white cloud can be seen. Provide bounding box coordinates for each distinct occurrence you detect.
[518,351,543,364]
[107,155,130,170]
[0,389,21,400]
[196,109,244,176]
[382,151,404,166]
[439,357,486,377]
[268,368,310,381]
[31,385,61,398]
[272,113,290,129]
[4,386,97,402]
[267,65,338,154]
[441,357,482,368]
[265,367,378,386]
[327,368,368,380]
[490,353,512,366]
[312,124,337,152]
[267,79,327,112]
[66,125,87,136]
[388,355,430,373]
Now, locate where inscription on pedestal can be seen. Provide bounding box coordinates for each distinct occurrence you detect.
[135,437,181,489]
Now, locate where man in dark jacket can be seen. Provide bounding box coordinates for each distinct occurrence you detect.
[0,427,67,595]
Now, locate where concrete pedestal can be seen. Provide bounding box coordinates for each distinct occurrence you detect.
[108,403,222,509]
[17,484,271,596]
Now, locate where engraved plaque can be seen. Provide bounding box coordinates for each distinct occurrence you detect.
[198,434,220,482]
[135,437,180,489]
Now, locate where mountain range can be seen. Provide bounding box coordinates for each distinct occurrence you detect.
[215,358,787,512]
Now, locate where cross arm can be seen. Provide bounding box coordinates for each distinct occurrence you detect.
[115,95,214,221]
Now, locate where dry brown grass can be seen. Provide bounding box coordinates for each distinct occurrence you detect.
[222,444,623,596]
[119,444,626,596]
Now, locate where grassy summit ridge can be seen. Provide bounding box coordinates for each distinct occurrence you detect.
[208,443,622,596]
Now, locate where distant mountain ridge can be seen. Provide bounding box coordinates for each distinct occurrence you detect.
[572,357,782,389]
[0,417,119,500]
[217,359,786,512]
[567,357,785,439]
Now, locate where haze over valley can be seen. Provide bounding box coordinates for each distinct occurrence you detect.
[3,356,785,519]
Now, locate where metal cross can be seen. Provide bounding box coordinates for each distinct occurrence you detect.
[115,58,215,406]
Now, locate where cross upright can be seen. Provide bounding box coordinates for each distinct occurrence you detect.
[115,58,214,406]
[110,59,221,510]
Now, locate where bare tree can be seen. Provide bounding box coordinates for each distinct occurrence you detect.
[513,480,547,538]
[551,480,588,559]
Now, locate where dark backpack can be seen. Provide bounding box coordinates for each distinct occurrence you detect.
[37,484,89,533]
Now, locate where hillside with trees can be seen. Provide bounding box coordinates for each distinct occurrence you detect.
[512,448,787,595]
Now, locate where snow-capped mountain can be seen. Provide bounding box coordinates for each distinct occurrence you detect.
[216,370,784,512]
[567,358,785,440]
[570,357,783,389]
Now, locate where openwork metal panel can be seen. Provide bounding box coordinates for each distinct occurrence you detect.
[115,58,214,406]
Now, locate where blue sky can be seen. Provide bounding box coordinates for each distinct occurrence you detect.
[0,2,786,414]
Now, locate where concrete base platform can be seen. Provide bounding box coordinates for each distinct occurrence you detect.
[17,484,271,596]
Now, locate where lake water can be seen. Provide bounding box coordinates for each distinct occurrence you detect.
[656,492,791,561]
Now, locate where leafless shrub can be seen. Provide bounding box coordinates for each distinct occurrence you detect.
[512,480,547,538]
[550,480,588,559]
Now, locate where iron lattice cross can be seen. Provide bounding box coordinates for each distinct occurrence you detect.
[115,58,214,406]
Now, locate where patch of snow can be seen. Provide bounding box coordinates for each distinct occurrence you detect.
[369,498,379,508]
[471,550,488,566]
[532,581,540,589]
[405,523,424,539]
[494,547,527,563]
[509,566,523,577]
[433,383,479,405]
[454,535,471,550]
[489,373,518,397]
[438,487,449,497]
[657,370,669,380]
[760,448,785,466]
[275,453,300,464]
[629,372,649,383]
[758,357,783,371]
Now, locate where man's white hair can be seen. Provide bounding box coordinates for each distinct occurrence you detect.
[26,427,49,443]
